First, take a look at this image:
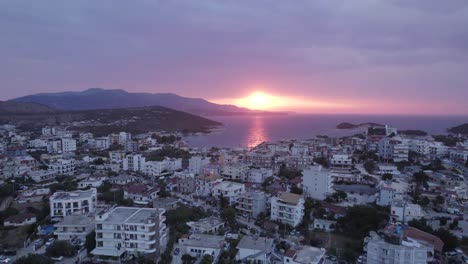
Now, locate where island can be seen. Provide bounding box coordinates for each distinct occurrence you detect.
[399,130,428,136]
[448,123,468,135]
[336,122,384,129]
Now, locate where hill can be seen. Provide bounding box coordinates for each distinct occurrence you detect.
[0,101,56,114]
[0,102,221,135]
[336,122,384,129]
[10,88,286,116]
[448,123,468,135]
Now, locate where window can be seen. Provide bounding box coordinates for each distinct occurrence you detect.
[97,241,103,247]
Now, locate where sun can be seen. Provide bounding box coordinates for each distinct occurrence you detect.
[247,92,270,109]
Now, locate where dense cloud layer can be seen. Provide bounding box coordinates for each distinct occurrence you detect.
[1,0,468,114]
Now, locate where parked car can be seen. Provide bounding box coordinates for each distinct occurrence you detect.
[0,256,10,263]
[173,248,180,255]
[51,256,64,262]
[46,238,56,246]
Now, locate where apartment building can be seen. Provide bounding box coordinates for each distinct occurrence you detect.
[270,192,304,227]
[236,190,267,219]
[188,156,211,175]
[213,181,245,205]
[61,138,77,153]
[247,168,273,184]
[330,154,353,173]
[221,163,248,181]
[390,200,424,224]
[28,170,56,183]
[50,188,97,217]
[54,214,95,241]
[90,137,110,150]
[49,159,76,175]
[236,236,274,263]
[283,246,326,264]
[365,224,443,264]
[302,165,333,200]
[92,207,167,258]
[124,184,159,205]
[378,138,409,162]
[123,154,146,172]
[195,173,223,197]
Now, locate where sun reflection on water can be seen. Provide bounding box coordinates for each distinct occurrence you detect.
[246,116,267,148]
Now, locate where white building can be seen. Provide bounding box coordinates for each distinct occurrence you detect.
[145,158,182,177]
[247,168,273,184]
[42,127,56,136]
[49,188,97,217]
[302,165,333,200]
[123,154,146,172]
[213,181,245,205]
[390,200,424,223]
[28,170,56,183]
[62,138,77,153]
[195,173,223,197]
[91,137,110,150]
[283,246,326,264]
[92,207,167,258]
[270,192,305,227]
[54,214,95,241]
[118,132,132,145]
[49,159,76,175]
[47,140,62,154]
[79,132,93,143]
[236,190,267,219]
[378,138,409,162]
[78,177,105,189]
[236,236,274,263]
[188,156,211,175]
[365,225,443,264]
[221,163,248,181]
[330,154,353,170]
[176,234,225,262]
[124,184,159,205]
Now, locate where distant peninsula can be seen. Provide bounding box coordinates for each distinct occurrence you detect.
[448,123,468,135]
[399,130,428,136]
[336,122,384,129]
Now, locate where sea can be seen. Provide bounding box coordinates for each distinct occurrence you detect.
[184,114,468,148]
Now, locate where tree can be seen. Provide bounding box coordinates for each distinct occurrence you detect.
[332,190,347,202]
[278,164,302,179]
[465,159,468,168]
[434,195,445,205]
[200,255,213,264]
[413,171,429,185]
[336,205,388,239]
[418,196,430,207]
[221,207,236,227]
[15,254,54,264]
[364,161,376,174]
[382,173,393,181]
[181,254,196,264]
[93,158,105,165]
[46,240,77,257]
[290,186,303,195]
[439,217,448,226]
[449,219,459,230]
[313,157,330,168]
[85,231,96,253]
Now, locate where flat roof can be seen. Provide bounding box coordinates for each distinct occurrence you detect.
[56,215,94,226]
[183,234,225,248]
[237,236,273,252]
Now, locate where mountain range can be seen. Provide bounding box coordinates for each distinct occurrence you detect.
[0,101,220,135]
[10,88,284,116]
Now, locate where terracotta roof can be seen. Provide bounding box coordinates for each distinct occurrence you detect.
[124,184,157,195]
[406,227,444,253]
[284,248,296,258]
[4,213,36,223]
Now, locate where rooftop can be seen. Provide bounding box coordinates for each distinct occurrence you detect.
[98,207,164,224]
[55,214,94,226]
[50,188,96,200]
[277,192,303,205]
[237,236,273,252]
[182,234,225,249]
[188,216,224,232]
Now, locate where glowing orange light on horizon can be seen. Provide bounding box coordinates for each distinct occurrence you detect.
[247,92,270,110]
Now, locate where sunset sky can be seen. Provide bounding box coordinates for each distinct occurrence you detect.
[1,1,468,115]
